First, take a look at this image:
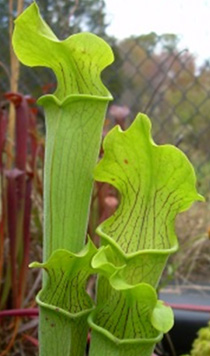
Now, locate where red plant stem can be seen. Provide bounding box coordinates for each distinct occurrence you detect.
[0,107,8,170]
[13,95,29,279]
[0,108,8,292]
[33,144,44,197]
[0,308,39,318]
[2,93,42,312]
[5,93,29,171]
[5,94,27,264]
[6,172,18,307]
[168,303,210,313]
[15,97,28,171]
[17,174,32,307]
[1,302,209,318]
[5,93,33,309]
[28,106,39,170]
[28,105,44,197]
[6,168,24,307]
[23,334,39,347]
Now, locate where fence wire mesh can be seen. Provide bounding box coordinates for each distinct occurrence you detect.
[0,6,210,196]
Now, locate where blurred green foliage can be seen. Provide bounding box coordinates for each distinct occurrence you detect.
[182,321,210,356]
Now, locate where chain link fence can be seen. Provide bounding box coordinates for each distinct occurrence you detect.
[0,11,210,197]
[107,37,210,197]
[0,2,209,291]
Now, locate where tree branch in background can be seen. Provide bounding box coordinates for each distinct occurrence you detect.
[69,0,79,27]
